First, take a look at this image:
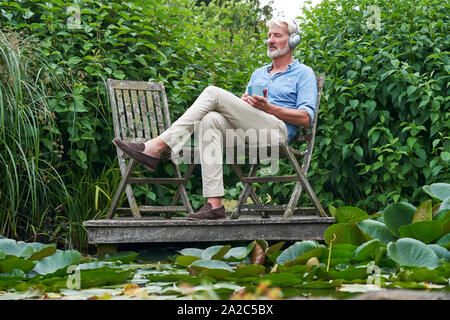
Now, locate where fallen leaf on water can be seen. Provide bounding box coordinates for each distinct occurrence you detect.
[251,240,265,265]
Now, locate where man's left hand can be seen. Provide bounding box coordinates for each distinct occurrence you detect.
[248,88,272,113]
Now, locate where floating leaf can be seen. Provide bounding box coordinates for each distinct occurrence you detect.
[276,241,318,265]
[422,183,450,201]
[357,219,398,244]
[266,241,285,256]
[179,248,203,258]
[0,257,35,274]
[427,245,450,262]
[382,202,416,237]
[175,255,201,267]
[223,242,255,262]
[258,273,303,286]
[332,206,369,223]
[190,259,233,272]
[352,239,385,262]
[324,222,368,246]
[398,221,444,243]
[251,241,265,265]
[412,200,432,223]
[100,251,138,264]
[284,247,326,267]
[234,264,265,278]
[387,238,440,269]
[28,243,57,261]
[32,250,82,277]
[0,239,34,258]
[201,245,231,260]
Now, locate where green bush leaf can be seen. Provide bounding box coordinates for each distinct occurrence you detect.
[357,219,398,244]
[387,238,440,269]
[382,202,416,237]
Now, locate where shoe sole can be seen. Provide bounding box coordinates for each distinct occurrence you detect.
[113,139,159,172]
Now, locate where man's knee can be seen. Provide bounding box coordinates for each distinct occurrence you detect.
[200,111,224,129]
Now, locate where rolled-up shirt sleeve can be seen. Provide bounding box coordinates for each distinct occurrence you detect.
[296,68,317,127]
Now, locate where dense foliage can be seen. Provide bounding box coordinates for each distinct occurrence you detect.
[0,0,449,248]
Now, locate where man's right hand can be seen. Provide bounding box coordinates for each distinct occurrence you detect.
[241,92,251,104]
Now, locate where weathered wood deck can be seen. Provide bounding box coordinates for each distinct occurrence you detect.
[82,215,335,244]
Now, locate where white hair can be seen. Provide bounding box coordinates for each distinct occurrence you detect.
[267,18,299,35]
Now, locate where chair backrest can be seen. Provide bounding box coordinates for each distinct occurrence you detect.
[107,79,171,142]
[292,73,326,171]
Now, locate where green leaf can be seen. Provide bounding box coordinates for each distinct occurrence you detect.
[258,273,303,286]
[223,242,255,262]
[32,250,82,277]
[201,245,231,260]
[398,221,444,243]
[427,245,450,262]
[0,239,34,258]
[175,255,201,267]
[382,202,416,237]
[234,264,265,278]
[276,241,318,265]
[99,251,138,264]
[179,248,203,258]
[324,222,368,246]
[357,219,398,244]
[387,238,440,269]
[0,257,36,274]
[351,239,385,262]
[190,259,233,272]
[28,243,57,261]
[422,183,450,201]
[284,247,325,267]
[332,206,369,223]
[412,200,432,223]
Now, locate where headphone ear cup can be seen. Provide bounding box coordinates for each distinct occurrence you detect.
[289,33,301,48]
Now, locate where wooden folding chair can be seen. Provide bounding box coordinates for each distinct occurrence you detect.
[105,79,194,219]
[230,73,328,219]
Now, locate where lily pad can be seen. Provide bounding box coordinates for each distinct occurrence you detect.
[276,241,318,265]
[351,239,385,262]
[0,257,36,274]
[422,183,450,201]
[427,245,450,262]
[190,259,233,272]
[284,247,326,267]
[258,273,303,286]
[223,242,255,262]
[357,219,398,244]
[324,222,368,245]
[202,245,231,260]
[398,220,444,243]
[382,202,416,237]
[412,200,432,223]
[179,248,204,258]
[32,250,82,277]
[387,238,441,269]
[28,243,57,261]
[100,251,138,264]
[332,206,369,223]
[234,264,265,278]
[175,255,201,267]
[0,239,34,258]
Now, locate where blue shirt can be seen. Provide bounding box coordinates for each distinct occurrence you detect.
[246,59,317,142]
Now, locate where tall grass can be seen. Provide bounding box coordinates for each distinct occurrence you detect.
[0,30,73,243]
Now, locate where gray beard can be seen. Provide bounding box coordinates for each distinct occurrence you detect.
[267,43,291,58]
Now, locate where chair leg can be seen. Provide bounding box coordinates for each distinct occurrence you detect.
[283,181,303,218]
[231,163,259,219]
[231,164,268,218]
[282,145,328,218]
[106,159,140,219]
[167,162,194,219]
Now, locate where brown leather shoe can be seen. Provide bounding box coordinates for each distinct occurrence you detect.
[113,138,160,171]
[187,202,226,220]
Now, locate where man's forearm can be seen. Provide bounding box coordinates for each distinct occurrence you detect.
[266,103,311,128]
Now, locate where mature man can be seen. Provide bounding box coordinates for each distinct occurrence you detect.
[113,18,317,220]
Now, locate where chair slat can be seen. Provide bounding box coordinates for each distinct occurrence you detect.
[160,83,172,127]
[130,90,143,139]
[122,89,135,138]
[145,91,159,138]
[108,79,121,139]
[138,90,152,139]
[153,91,165,134]
[114,89,128,138]
[108,79,162,91]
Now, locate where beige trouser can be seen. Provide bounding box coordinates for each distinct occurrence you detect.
[159,86,288,197]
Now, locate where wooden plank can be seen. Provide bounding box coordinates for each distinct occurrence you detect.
[114,89,128,138]
[122,89,135,138]
[159,82,172,127]
[108,79,162,91]
[145,91,159,138]
[153,91,165,134]
[115,206,186,213]
[83,216,335,243]
[138,90,152,139]
[126,177,187,184]
[130,90,143,139]
[108,79,121,139]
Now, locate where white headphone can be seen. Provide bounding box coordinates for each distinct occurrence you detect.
[288,32,301,49]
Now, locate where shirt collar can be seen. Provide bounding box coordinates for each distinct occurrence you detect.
[266,59,299,73]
